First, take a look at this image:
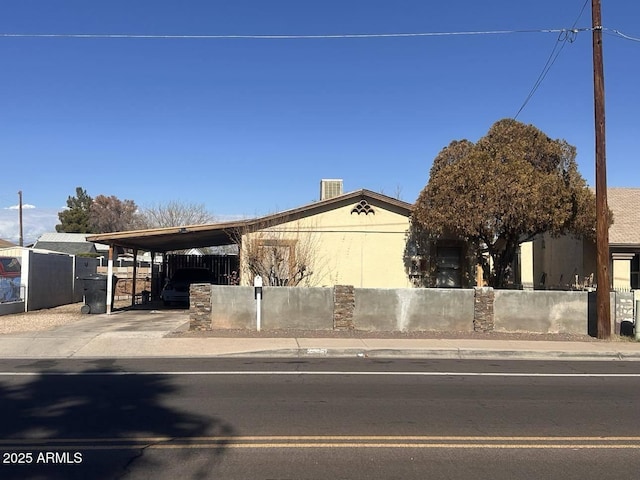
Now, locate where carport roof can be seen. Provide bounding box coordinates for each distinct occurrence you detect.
[85,220,250,252]
[86,189,414,253]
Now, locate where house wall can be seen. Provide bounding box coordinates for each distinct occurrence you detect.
[241,202,412,288]
[528,233,635,292]
[531,234,587,289]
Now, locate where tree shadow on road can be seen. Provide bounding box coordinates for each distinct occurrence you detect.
[0,359,235,479]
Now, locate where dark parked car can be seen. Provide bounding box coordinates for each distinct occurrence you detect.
[160,268,214,306]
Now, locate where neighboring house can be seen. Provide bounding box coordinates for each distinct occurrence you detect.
[522,187,640,291]
[0,238,16,249]
[32,232,110,258]
[609,188,640,291]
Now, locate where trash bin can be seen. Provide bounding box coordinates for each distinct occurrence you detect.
[81,274,117,314]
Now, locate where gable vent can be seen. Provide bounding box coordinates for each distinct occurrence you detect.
[320,179,343,201]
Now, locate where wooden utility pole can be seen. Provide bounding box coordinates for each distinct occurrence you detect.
[592,0,611,339]
[18,190,24,247]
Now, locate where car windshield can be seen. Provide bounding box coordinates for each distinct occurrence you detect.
[171,269,212,282]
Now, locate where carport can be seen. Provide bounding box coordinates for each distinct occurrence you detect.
[86,220,249,314]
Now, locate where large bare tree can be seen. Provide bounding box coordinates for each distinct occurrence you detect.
[413,118,599,288]
[137,201,215,228]
[237,221,325,287]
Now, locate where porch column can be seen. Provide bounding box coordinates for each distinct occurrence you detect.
[519,241,535,290]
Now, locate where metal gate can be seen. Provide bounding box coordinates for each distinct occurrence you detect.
[165,254,239,285]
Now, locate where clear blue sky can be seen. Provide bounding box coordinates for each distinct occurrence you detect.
[1,0,638,244]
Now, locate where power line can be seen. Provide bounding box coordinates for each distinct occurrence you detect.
[0,28,587,40]
[514,0,590,119]
[604,28,640,43]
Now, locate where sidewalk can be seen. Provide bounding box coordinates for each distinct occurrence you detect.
[0,308,639,361]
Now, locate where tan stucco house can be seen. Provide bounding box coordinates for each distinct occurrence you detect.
[520,187,640,292]
[239,186,414,288]
[87,180,483,294]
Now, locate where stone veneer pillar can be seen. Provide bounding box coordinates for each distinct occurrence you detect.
[333,285,355,330]
[473,287,495,332]
[189,283,213,331]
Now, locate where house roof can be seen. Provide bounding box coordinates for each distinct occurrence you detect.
[86,189,414,253]
[608,187,640,247]
[37,232,91,243]
[31,242,97,256]
[0,238,16,248]
[32,232,110,256]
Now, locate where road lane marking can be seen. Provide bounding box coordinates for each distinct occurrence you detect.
[7,443,632,450]
[2,435,640,451]
[149,443,640,450]
[1,371,640,377]
[3,435,640,443]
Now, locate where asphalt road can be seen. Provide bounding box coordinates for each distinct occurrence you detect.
[1,358,640,479]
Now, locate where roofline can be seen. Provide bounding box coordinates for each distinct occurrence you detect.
[85,219,252,244]
[85,189,414,251]
[246,189,413,228]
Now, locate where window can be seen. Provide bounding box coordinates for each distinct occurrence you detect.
[254,239,297,286]
[435,247,462,288]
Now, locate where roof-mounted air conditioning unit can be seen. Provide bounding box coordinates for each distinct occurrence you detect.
[320,179,343,201]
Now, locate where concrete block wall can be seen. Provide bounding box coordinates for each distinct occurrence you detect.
[203,285,474,332]
[198,285,635,335]
[494,290,588,334]
[207,285,334,330]
[354,288,473,332]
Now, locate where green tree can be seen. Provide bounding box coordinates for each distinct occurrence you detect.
[90,195,140,233]
[56,187,94,233]
[413,119,598,289]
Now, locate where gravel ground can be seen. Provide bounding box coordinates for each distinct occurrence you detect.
[0,302,86,335]
[0,300,132,335]
[1,302,632,343]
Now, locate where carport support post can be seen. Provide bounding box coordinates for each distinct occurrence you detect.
[254,275,263,332]
[106,245,115,315]
[131,248,138,308]
[635,300,640,341]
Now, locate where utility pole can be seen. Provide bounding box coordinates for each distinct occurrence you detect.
[18,190,24,247]
[592,0,611,339]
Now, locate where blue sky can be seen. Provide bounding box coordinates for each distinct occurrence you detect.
[1,0,639,244]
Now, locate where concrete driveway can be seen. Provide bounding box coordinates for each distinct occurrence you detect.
[0,306,190,358]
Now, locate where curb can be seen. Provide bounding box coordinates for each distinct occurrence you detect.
[219,348,640,361]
